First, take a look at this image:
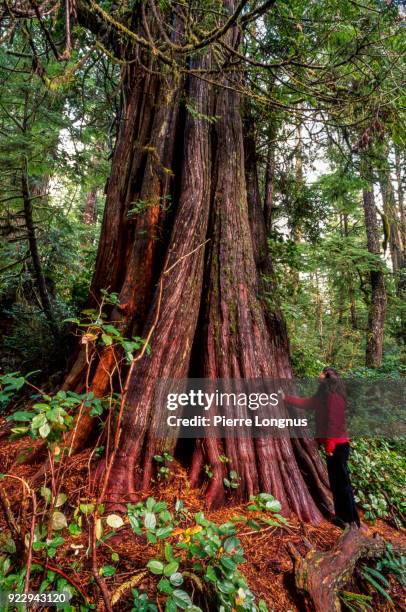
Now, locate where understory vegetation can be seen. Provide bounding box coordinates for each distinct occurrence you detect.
[0,0,405,610]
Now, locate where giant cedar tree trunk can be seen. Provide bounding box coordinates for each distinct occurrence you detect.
[63,3,332,522]
[63,64,182,407]
[242,106,330,516]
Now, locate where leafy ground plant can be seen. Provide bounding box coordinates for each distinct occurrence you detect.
[349,439,405,526]
[125,495,285,610]
[338,545,405,611]
[0,372,27,412]
[339,590,373,612]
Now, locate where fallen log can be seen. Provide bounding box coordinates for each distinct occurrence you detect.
[289,527,391,611]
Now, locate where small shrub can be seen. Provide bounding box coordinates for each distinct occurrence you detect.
[127,496,280,611]
[349,439,405,526]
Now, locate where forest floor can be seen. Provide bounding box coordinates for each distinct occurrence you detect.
[0,421,405,611]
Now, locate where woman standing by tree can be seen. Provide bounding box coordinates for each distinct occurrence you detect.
[282,368,360,528]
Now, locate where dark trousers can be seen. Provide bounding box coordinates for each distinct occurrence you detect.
[326,443,360,526]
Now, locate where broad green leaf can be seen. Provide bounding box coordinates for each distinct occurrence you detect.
[55,492,67,507]
[52,511,68,531]
[31,414,47,429]
[100,565,116,577]
[101,334,113,346]
[147,559,164,575]
[157,577,173,594]
[10,411,33,422]
[171,589,192,609]
[169,572,183,586]
[164,561,179,576]
[39,422,51,438]
[223,536,240,554]
[40,486,52,503]
[144,512,156,530]
[265,500,282,513]
[106,514,124,529]
[156,526,173,539]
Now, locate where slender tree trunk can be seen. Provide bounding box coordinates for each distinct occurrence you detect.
[394,146,406,249]
[21,158,59,338]
[392,148,406,344]
[379,168,402,274]
[264,141,275,233]
[314,272,323,346]
[343,214,358,330]
[290,123,303,300]
[362,186,387,368]
[83,187,98,225]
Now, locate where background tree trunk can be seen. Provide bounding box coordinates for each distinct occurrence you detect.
[379,167,402,275]
[343,214,358,330]
[264,136,276,234]
[362,186,387,368]
[394,146,406,249]
[21,158,59,339]
[83,187,98,225]
[393,148,406,343]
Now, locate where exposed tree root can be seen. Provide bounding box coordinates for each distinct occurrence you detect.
[289,527,403,611]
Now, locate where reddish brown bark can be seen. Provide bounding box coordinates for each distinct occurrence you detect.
[59,4,332,523]
[193,80,324,521]
[291,529,405,612]
[101,58,213,501]
[64,66,182,404]
[91,69,180,322]
[83,187,97,225]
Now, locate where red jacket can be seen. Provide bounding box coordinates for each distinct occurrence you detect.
[285,392,349,454]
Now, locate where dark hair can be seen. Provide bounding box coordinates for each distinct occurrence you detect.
[315,367,346,400]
